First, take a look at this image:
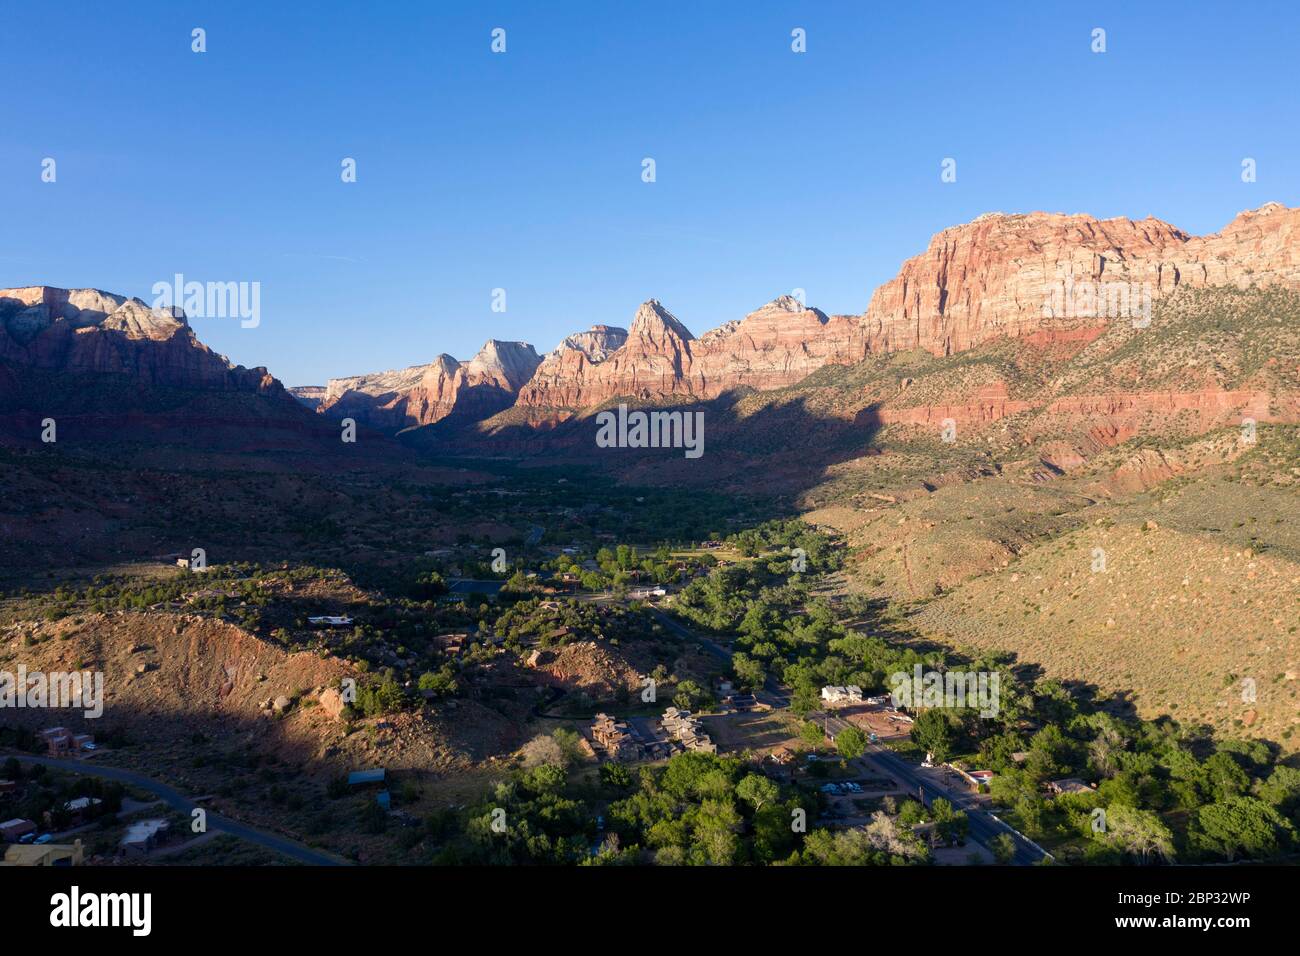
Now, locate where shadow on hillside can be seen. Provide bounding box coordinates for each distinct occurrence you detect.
[403,392,889,502]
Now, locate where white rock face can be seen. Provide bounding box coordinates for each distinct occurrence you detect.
[464,340,543,392]
[548,325,628,363]
[1,286,185,345]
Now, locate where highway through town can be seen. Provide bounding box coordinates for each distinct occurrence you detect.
[648,604,1049,865]
[10,754,348,865]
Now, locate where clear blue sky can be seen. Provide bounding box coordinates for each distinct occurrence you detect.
[3,1,1297,386]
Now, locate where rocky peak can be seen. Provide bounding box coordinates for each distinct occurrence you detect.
[0,284,293,435]
[860,206,1300,356]
[463,339,542,391]
[551,325,628,363]
[739,295,829,329]
[1,286,186,346]
[317,339,541,431]
[325,363,436,402]
[629,299,694,344]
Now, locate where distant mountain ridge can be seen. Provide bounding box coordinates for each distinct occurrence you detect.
[292,339,542,432]
[0,285,328,448]
[0,285,282,395]
[303,202,1300,436]
[8,203,1298,446]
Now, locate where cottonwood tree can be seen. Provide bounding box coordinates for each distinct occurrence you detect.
[1102,804,1176,864]
[911,709,955,764]
[736,774,779,812]
[1191,797,1296,861]
[835,726,867,761]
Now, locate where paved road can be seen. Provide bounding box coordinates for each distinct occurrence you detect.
[861,743,1047,865]
[647,608,1048,865]
[816,711,1048,865]
[10,754,347,866]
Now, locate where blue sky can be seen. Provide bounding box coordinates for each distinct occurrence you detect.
[3,1,1297,386]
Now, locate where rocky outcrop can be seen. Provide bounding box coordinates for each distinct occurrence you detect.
[316,339,541,431]
[288,385,327,410]
[0,286,284,396]
[13,205,1295,442]
[0,285,330,450]
[553,325,628,363]
[565,300,696,403]
[860,202,1300,356]
[516,296,866,413]
[858,386,1291,436]
[515,325,629,410]
[686,296,865,394]
[512,204,1300,417]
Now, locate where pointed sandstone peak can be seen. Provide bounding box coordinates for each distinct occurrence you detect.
[431,353,462,376]
[629,299,694,342]
[767,293,807,312]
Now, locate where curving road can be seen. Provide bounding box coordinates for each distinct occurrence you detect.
[9,754,348,866]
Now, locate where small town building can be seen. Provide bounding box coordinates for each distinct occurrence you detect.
[820,686,864,707]
[39,726,95,756]
[1047,778,1096,796]
[49,797,103,827]
[121,819,170,857]
[433,633,468,655]
[1,838,84,867]
[591,713,643,761]
[628,587,667,600]
[0,818,38,842]
[948,767,995,791]
[661,708,716,753]
[39,727,74,756]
